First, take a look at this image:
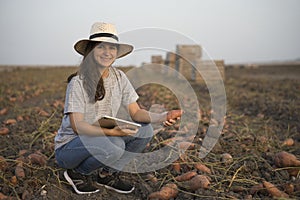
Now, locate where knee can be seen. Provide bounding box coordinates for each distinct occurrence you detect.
[80,136,125,159]
[136,123,153,140]
[108,137,126,151]
[106,137,126,158]
[94,137,125,163]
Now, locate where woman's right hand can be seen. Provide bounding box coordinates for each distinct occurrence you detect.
[108,126,138,136]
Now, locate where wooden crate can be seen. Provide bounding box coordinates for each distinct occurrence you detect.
[151,55,164,64]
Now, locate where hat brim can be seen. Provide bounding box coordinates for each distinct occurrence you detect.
[74,38,133,59]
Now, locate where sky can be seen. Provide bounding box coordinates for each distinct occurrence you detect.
[0,0,299,66]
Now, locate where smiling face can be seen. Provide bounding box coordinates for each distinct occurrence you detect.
[93,42,118,68]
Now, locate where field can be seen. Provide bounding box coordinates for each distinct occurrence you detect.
[0,64,300,199]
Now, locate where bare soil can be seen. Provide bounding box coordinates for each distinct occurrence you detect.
[0,65,299,199]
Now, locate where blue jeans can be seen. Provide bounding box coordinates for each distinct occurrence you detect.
[55,124,153,175]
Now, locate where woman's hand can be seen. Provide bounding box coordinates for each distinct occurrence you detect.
[108,126,138,136]
[163,118,178,126]
[127,102,184,126]
[167,110,183,120]
[163,110,183,127]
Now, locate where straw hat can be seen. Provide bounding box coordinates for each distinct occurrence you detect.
[74,22,133,58]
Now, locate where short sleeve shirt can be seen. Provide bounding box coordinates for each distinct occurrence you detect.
[54,68,139,150]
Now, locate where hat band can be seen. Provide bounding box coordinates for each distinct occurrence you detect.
[89,33,119,41]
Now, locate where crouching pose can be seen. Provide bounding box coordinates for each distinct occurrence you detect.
[54,22,181,195]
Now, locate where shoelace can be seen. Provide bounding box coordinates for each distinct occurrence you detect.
[106,175,120,186]
[79,175,94,185]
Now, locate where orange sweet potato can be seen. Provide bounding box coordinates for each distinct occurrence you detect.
[178,141,195,150]
[172,161,181,173]
[250,183,264,195]
[28,153,47,166]
[184,175,211,191]
[263,181,289,198]
[148,183,178,200]
[146,174,158,183]
[10,176,18,186]
[194,163,211,174]
[283,183,294,195]
[167,110,183,120]
[282,138,294,146]
[15,165,25,178]
[274,151,300,167]
[0,192,8,199]
[0,127,9,135]
[18,150,28,157]
[37,108,50,117]
[0,108,8,115]
[4,119,17,125]
[17,115,24,121]
[175,171,197,182]
[287,168,300,176]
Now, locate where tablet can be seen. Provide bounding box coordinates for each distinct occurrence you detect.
[98,115,141,129]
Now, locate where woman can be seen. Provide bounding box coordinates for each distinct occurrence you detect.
[54,22,181,195]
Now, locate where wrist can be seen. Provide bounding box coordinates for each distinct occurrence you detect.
[101,127,112,136]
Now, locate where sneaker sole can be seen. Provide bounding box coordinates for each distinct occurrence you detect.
[64,171,100,195]
[95,182,134,194]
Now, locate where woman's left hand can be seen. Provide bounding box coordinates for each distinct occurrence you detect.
[163,110,183,127]
[163,117,180,127]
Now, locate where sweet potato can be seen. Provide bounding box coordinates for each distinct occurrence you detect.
[15,165,25,178]
[4,119,17,125]
[0,156,8,171]
[179,153,189,163]
[9,97,17,102]
[184,175,211,191]
[15,156,27,164]
[287,168,300,176]
[10,176,18,186]
[282,138,294,146]
[283,183,294,195]
[0,127,9,135]
[230,185,246,192]
[17,115,24,121]
[146,174,158,183]
[178,141,195,150]
[194,163,211,174]
[167,110,183,120]
[18,150,28,157]
[175,171,197,182]
[0,192,8,199]
[274,151,300,167]
[263,181,289,198]
[250,184,264,195]
[28,153,47,166]
[148,183,178,200]
[0,108,8,115]
[221,153,233,164]
[37,108,50,117]
[172,162,181,173]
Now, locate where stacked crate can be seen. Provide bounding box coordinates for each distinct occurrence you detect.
[175,45,202,81]
[165,52,177,76]
[150,55,164,74]
[151,55,164,64]
[165,52,176,68]
[148,45,225,83]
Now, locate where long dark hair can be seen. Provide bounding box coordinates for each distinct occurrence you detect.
[67,42,108,103]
